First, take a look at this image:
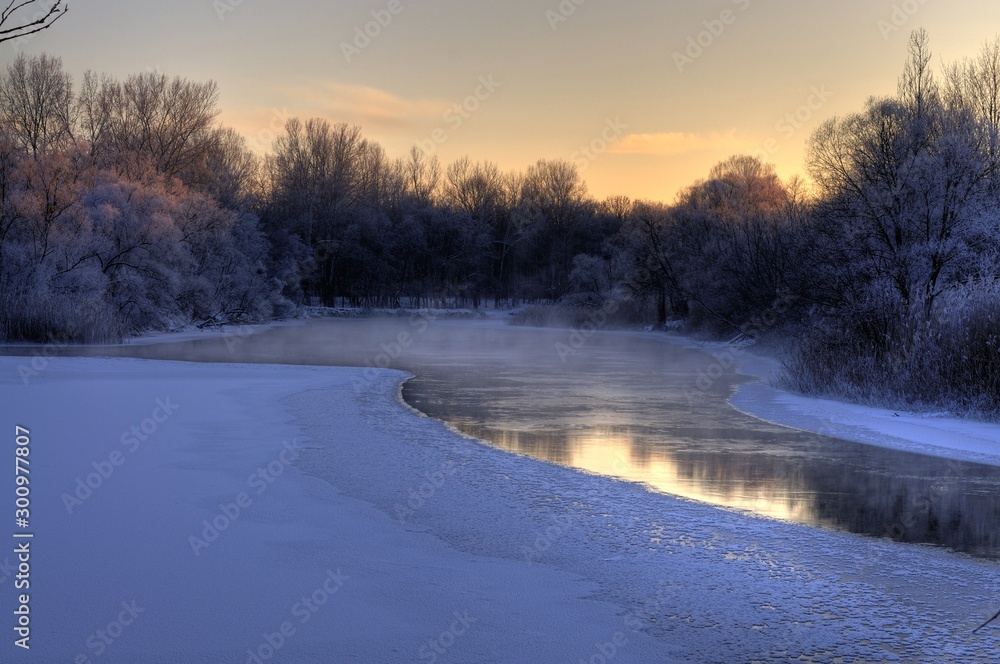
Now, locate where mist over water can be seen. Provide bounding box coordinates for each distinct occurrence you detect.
[8,318,1000,559]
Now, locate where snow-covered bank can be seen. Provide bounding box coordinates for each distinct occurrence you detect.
[666,333,1000,467]
[121,318,309,346]
[0,357,681,663]
[2,355,997,662]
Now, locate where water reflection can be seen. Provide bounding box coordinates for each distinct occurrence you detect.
[410,415,1000,558]
[4,318,999,559]
[460,424,821,523]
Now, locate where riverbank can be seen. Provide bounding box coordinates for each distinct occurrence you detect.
[60,312,1000,468]
[1,354,998,662]
[664,333,1000,467]
[15,312,999,468]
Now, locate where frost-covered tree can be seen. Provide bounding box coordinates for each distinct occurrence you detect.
[791,30,1000,413]
[612,156,800,331]
[0,139,279,342]
[808,31,999,324]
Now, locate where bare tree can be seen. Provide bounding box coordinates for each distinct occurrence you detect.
[0,53,74,156]
[808,90,995,321]
[193,126,260,210]
[267,118,366,243]
[75,70,117,161]
[599,195,632,222]
[402,145,440,205]
[618,200,687,324]
[74,71,221,180]
[943,37,1000,158]
[521,158,588,231]
[443,156,504,218]
[0,0,66,45]
[116,72,221,178]
[899,29,937,118]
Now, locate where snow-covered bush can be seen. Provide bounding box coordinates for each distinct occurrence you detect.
[785,277,1000,417]
[0,150,280,342]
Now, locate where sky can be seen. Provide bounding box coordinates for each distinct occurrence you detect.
[5,0,1000,202]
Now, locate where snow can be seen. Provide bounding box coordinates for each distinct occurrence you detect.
[0,358,681,662]
[666,333,1000,467]
[118,319,309,347]
[1,354,998,662]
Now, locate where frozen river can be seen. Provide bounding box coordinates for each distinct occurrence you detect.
[13,317,1000,559]
[3,317,1000,662]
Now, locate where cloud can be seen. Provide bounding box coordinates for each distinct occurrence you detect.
[609,130,746,156]
[279,82,450,129]
[218,83,453,153]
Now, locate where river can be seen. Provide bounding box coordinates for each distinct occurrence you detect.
[7,317,999,559]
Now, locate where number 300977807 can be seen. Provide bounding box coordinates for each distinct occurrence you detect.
[15,426,30,527]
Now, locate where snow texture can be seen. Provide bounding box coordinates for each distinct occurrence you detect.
[0,355,998,662]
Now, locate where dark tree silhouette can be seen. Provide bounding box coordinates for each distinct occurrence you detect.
[0,0,67,44]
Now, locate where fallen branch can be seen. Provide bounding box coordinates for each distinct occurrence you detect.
[973,607,1000,634]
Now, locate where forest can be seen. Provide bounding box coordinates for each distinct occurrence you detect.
[1,29,999,416]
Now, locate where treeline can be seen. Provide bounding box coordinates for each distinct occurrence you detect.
[2,30,999,415]
[596,31,1000,415]
[615,29,1000,416]
[263,123,614,310]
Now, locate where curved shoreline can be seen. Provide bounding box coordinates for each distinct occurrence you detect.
[289,361,1000,662]
[3,352,998,661]
[663,332,1000,467]
[122,318,1000,468]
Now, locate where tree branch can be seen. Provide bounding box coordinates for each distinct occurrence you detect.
[973,607,1000,634]
[0,0,66,43]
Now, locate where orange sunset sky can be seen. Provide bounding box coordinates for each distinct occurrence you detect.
[6,0,1000,202]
